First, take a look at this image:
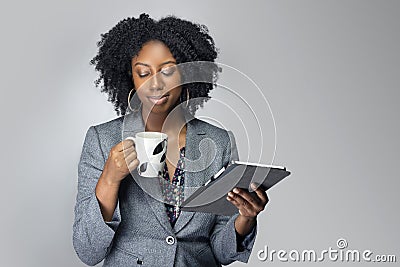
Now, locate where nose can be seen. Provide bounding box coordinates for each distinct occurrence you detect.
[148,73,165,92]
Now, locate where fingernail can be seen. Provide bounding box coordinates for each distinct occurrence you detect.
[233,188,239,193]
[228,192,234,197]
[251,183,257,189]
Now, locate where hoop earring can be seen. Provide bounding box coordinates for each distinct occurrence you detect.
[127,88,141,112]
[185,88,190,108]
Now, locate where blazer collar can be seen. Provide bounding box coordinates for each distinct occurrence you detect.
[122,109,207,234]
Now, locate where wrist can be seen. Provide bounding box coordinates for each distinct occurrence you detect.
[237,213,257,223]
[99,172,121,188]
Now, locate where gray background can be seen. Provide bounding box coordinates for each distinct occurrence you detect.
[0,0,398,266]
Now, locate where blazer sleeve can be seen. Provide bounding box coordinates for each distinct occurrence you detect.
[209,130,258,265]
[72,126,121,266]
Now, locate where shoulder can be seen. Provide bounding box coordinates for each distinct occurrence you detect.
[89,116,124,140]
[84,116,124,152]
[91,116,124,132]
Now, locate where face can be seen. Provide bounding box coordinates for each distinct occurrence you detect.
[131,40,182,115]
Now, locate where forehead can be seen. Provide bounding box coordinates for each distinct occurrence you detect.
[132,40,175,65]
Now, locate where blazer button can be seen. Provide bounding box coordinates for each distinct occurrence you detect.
[165,235,175,245]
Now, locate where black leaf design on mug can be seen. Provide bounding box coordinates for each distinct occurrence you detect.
[160,152,166,163]
[153,139,167,155]
[139,162,148,173]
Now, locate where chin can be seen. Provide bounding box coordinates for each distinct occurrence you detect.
[150,97,179,111]
[146,104,174,115]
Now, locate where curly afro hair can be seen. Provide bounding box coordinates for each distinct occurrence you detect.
[90,13,221,116]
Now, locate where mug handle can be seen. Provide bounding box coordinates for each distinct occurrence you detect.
[124,136,147,175]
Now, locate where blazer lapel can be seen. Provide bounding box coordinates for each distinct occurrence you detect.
[173,118,209,234]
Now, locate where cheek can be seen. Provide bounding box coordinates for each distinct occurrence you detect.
[132,77,147,100]
[164,72,182,93]
[132,75,143,91]
[132,88,146,103]
[169,87,182,102]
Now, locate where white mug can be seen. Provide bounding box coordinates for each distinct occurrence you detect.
[125,132,168,177]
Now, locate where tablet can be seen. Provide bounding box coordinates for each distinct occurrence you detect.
[180,161,291,215]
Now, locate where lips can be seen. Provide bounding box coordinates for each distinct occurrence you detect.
[147,94,169,105]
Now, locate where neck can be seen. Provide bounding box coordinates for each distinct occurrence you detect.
[142,110,166,132]
[141,106,187,134]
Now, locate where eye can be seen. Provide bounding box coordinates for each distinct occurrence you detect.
[138,72,150,78]
[161,66,176,76]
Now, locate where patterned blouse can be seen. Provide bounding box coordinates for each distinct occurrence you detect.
[159,146,186,227]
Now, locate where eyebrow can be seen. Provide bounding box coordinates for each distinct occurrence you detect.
[134,60,176,68]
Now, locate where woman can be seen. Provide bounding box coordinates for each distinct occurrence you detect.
[73,13,269,266]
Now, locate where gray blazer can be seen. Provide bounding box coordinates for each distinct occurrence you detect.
[73,110,257,266]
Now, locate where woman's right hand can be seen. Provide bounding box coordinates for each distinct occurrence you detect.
[100,139,140,186]
[96,139,138,221]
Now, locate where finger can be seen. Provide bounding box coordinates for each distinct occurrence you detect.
[227,194,257,217]
[127,158,140,170]
[227,192,254,213]
[232,187,261,207]
[122,146,135,157]
[251,183,269,204]
[119,139,135,151]
[124,150,137,164]
[226,194,245,210]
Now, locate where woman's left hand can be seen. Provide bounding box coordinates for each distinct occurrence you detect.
[227,182,269,219]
